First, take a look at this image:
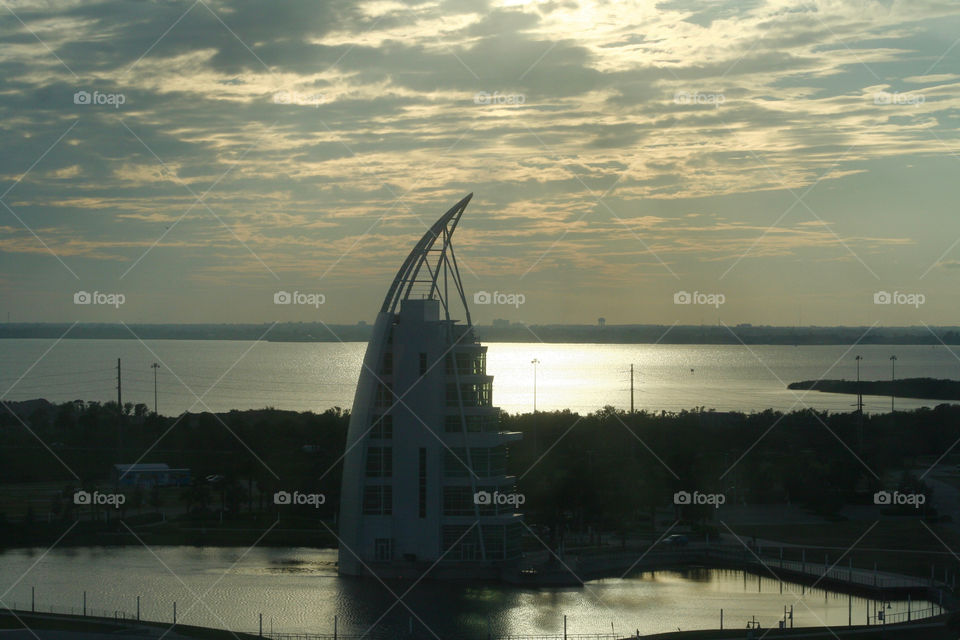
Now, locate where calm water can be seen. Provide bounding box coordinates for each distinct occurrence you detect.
[0,547,931,637]
[1,340,958,415]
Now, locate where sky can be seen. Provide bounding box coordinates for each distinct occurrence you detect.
[0,0,958,327]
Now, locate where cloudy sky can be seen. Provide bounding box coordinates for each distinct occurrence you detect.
[1,0,958,326]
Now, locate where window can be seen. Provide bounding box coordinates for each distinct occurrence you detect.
[446,351,486,376]
[444,447,506,478]
[419,352,428,376]
[444,448,469,477]
[444,414,499,433]
[362,485,392,515]
[442,486,475,516]
[375,382,394,408]
[381,352,393,375]
[418,448,427,518]
[366,446,393,477]
[446,382,492,407]
[374,538,393,561]
[370,414,392,439]
[441,526,482,561]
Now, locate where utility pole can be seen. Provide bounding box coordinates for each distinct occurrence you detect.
[889,355,897,413]
[151,363,160,415]
[855,355,863,451]
[630,364,634,414]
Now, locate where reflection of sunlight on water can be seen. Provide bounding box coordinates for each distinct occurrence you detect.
[0,547,935,637]
[3,339,957,414]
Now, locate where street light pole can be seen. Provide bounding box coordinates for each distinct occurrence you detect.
[151,363,160,415]
[855,355,863,413]
[531,359,540,413]
[889,355,897,413]
[531,358,540,454]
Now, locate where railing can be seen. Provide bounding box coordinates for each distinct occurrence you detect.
[264,635,364,640]
[563,543,949,597]
[495,635,620,640]
[3,601,136,621]
[635,545,944,590]
[264,636,622,640]
[867,605,942,625]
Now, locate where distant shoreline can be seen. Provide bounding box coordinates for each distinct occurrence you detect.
[788,377,960,401]
[3,323,960,345]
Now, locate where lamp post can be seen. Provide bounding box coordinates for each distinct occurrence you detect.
[531,359,540,413]
[889,355,897,413]
[854,355,863,413]
[531,358,540,454]
[151,363,160,415]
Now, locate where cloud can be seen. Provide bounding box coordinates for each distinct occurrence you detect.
[1,0,959,323]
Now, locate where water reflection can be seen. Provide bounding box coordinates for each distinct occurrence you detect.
[0,547,935,637]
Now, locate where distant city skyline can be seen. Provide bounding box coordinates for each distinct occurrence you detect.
[1,1,958,326]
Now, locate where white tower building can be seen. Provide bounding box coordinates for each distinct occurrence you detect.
[338,194,523,578]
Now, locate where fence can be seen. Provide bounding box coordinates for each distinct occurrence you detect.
[1,570,950,640]
[867,605,942,625]
[3,600,135,621]
[696,545,943,590]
